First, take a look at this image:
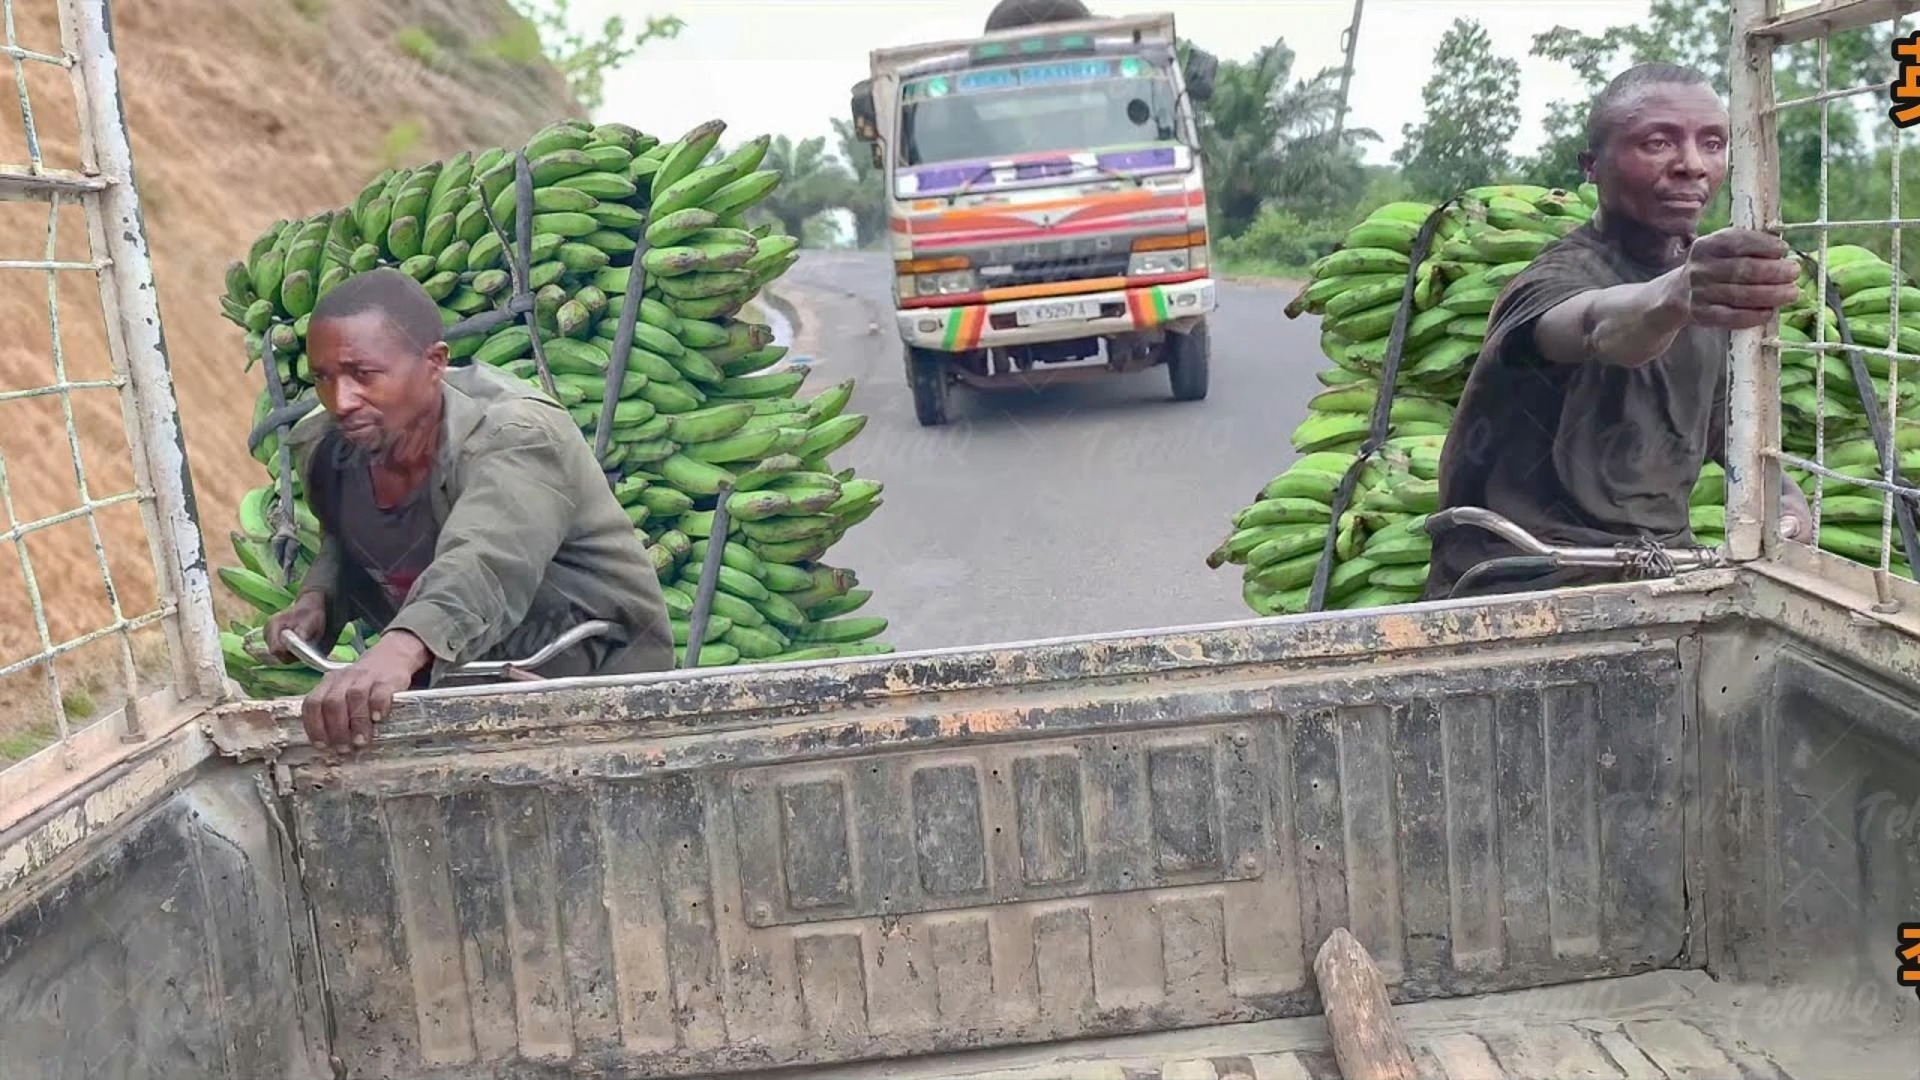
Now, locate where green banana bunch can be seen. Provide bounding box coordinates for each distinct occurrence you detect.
[214,115,893,695]
[1227,177,1917,619]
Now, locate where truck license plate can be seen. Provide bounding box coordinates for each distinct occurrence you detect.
[1015,299,1103,326]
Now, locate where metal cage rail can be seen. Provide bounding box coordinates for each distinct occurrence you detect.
[0,0,221,806]
[1729,0,1920,610]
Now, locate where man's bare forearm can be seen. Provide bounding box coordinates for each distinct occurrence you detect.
[1533,268,1692,368]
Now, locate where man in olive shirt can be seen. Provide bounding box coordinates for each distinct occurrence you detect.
[1425,62,1812,601]
[264,268,674,752]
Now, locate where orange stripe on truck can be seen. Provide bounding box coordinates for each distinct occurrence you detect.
[980,277,1129,303]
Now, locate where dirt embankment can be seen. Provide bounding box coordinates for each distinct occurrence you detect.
[0,0,579,751]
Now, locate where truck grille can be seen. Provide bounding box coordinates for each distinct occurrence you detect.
[974,252,1133,289]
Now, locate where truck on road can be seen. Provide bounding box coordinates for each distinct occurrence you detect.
[848,6,1221,426]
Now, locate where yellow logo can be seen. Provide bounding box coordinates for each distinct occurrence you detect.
[1900,923,1920,996]
[1893,33,1920,128]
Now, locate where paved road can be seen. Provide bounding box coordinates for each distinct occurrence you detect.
[776,251,1327,653]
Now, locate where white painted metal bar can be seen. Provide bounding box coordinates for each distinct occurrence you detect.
[41,191,146,739]
[4,0,44,176]
[1727,0,1785,562]
[1742,0,1920,596]
[1776,216,1920,230]
[1812,34,1831,545]
[1772,338,1920,364]
[1777,452,1920,498]
[0,39,61,65]
[1884,10,1907,581]
[0,378,119,402]
[0,448,73,754]
[0,257,109,271]
[1770,80,1886,112]
[0,168,108,199]
[1748,0,1920,45]
[58,0,225,706]
[0,489,147,544]
[0,607,170,683]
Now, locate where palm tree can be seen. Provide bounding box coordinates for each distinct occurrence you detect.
[829,117,889,249]
[1190,39,1377,235]
[750,134,856,242]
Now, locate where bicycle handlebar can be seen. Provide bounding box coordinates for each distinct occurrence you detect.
[277,620,619,679]
[1424,507,1728,572]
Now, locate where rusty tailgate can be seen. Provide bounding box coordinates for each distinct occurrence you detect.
[213,587,1726,1079]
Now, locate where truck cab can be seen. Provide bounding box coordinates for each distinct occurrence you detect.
[849,12,1220,426]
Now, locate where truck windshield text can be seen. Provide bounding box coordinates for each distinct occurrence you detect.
[899,64,1180,167]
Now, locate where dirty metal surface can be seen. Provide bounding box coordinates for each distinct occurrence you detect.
[204,575,1736,761]
[820,969,1899,1080]
[0,768,326,1080]
[1700,626,1920,1016]
[284,637,1693,1079]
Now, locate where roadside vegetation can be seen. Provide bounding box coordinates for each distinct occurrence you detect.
[754,0,1918,284]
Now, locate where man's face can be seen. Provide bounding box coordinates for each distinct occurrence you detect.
[307,311,447,455]
[1581,81,1730,237]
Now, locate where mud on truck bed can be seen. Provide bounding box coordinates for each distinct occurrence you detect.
[4,557,1916,1080]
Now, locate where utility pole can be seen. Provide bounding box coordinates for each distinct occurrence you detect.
[1332,0,1365,140]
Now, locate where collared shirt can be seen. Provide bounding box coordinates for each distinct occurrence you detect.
[287,364,674,685]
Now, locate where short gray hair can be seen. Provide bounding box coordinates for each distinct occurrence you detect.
[1586,62,1717,154]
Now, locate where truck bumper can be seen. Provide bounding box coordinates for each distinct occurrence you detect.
[898,277,1217,352]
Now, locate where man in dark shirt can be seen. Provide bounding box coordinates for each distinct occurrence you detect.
[1424,62,1812,601]
[263,268,674,752]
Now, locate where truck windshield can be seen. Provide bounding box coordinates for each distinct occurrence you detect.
[898,64,1181,167]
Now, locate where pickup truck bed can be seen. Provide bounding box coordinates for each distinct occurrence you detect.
[802,969,1905,1079]
[4,557,1917,1079]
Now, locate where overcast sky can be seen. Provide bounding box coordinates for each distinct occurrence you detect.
[581,0,1655,165]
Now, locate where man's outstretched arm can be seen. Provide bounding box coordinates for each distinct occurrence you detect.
[1531,268,1693,369]
[1532,228,1802,369]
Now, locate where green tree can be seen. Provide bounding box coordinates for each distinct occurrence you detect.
[1522,0,1908,269]
[504,1,685,114]
[1523,0,1882,190]
[1524,1,1729,185]
[829,117,888,249]
[751,134,856,243]
[1393,18,1522,199]
[1190,38,1378,235]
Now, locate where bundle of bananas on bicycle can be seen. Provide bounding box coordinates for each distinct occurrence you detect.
[215,116,889,698]
[1216,185,1920,618]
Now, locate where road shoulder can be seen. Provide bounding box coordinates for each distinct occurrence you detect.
[1218,272,1307,291]
[759,276,824,357]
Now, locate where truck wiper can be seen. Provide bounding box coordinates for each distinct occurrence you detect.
[943,157,1139,202]
[1027,155,1143,188]
[949,162,1000,199]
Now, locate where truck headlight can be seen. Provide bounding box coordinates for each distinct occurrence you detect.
[901,270,977,298]
[1129,249,1190,276]
[921,270,976,295]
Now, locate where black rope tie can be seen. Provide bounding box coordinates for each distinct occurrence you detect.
[1306,197,1459,612]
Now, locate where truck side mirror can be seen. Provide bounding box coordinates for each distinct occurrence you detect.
[851,79,879,142]
[1184,48,1218,104]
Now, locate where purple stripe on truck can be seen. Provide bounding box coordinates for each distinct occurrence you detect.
[910,163,993,194]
